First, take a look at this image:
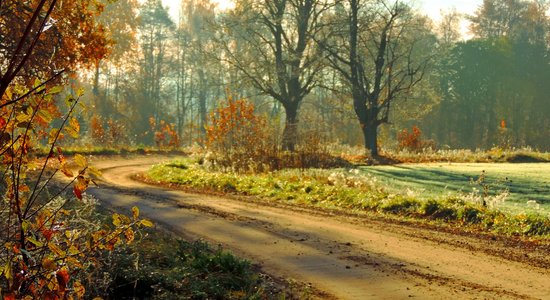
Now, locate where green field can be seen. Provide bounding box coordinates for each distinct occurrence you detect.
[360,163,550,215]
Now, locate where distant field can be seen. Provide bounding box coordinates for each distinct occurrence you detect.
[360,163,550,215]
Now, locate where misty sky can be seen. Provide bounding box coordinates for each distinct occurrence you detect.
[160,0,482,21]
[418,0,480,21]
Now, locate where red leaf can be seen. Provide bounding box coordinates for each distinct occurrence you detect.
[4,293,16,300]
[73,186,82,200]
[43,291,59,300]
[42,229,54,241]
[56,269,70,292]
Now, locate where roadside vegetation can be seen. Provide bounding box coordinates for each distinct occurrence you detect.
[146,158,550,239]
[141,96,550,240]
[94,209,293,299]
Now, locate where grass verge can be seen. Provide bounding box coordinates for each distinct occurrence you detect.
[145,159,550,239]
[84,205,300,299]
[103,231,280,299]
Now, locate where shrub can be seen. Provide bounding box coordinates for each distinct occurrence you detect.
[203,95,351,172]
[1,83,152,298]
[396,125,435,152]
[458,206,483,224]
[89,116,129,147]
[149,117,180,150]
[204,96,277,172]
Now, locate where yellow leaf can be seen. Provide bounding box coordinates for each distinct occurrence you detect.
[112,214,122,227]
[68,245,80,255]
[74,154,87,169]
[140,219,153,227]
[3,261,12,280]
[74,280,86,298]
[21,220,31,232]
[16,110,31,123]
[48,86,64,95]
[132,206,139,220]
[66,118,80,138]
[34,78,42,88]
[5,87,12,100]
[124,228,135,244]
[27,236,43,247]
[61,165,73,178]
[87,166,102,178]
[38,109,53,123]
[76,87,85,97]
[48,242,66,257]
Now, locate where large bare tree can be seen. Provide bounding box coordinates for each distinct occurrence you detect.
[320,0,434,156]
[219,0,331,151]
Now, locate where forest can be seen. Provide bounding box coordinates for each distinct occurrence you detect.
[1,0,550,299]
[72,0,550,154]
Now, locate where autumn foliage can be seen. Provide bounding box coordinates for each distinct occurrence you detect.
[0,82,153,298]
[204,96,276,172]
[149,117,180,150]
[0,0,111,84]
[90,116,128,147]
[1,1,151,298]
[397,125,426,152]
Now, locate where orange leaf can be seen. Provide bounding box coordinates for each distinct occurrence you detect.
[61,165,73,178]
[42,258,56,271]
[42,229,54,241]
[56,268,70,292]
[73,186,82,200]
[73,176,89,201]
[43,291,59,300]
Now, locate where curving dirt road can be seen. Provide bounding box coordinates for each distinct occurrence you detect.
[87,155,550,300]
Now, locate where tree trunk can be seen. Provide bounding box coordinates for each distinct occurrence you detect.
[363,122,379,157]
[93,61,100,96]
[198,68,207,137]
[282,103,299,152]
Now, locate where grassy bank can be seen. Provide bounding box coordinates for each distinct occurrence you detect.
[146,159,550,238]
[83,204,296,299]
[102,229,289,299]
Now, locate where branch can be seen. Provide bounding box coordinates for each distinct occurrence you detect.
[0,70,64,109]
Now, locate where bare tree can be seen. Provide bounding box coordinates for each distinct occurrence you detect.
[219,0,331,151]
[320,0,434,156]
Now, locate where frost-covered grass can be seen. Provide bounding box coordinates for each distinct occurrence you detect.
[146,159,550,238]
[382,147,550,163]
[360,163,550,215]
[331,145,550,164]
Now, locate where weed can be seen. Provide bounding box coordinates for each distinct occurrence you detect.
[380,197,421,215]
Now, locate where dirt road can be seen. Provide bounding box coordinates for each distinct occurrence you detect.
[87,155,550,300]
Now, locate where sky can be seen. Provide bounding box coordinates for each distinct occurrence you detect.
[160,0,483,35]
[417,0,481,22]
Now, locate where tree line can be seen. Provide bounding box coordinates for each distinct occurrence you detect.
[84,0,550,154]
